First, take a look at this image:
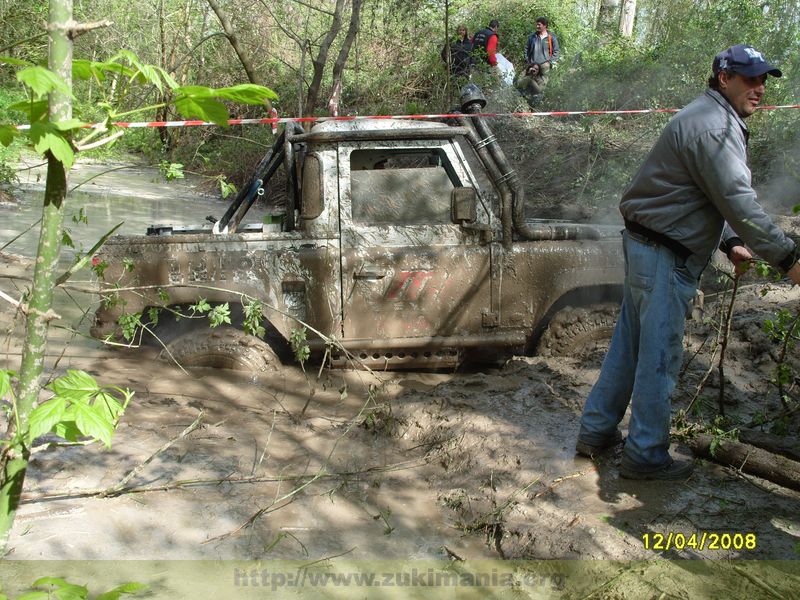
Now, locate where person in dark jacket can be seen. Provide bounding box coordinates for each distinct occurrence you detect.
[472,19,499,67]
[576,44,800,480]
[441,24,474,79]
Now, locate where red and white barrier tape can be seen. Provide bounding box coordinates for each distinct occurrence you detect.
[12,104,800,130]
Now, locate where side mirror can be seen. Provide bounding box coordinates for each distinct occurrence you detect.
[451,187,477,224]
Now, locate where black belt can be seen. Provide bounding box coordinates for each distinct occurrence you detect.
[624,218,692,261]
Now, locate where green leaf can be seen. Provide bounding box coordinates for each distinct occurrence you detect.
[0,370,13,400]
[214,83,278,104]
[8,99,48,122]
[32,577,71,588]
[73,402,114,447]
[147,306,160,327]
[48,370,101,401]
[95,391,124,422]
[72,59,104,81]
[53,420,82,442]
[0,124,19,147]
[0,55,34,67]
[28,122,74,169]
[18,592,49,600]
[190,298,211,314]
[208,303,232,327]
[17,66,72,99]
[93,60,136,79]
[95,582,149,600]
[52,118,88,132]
[155,67,178,90]
[175,85,215,98]
[174,92,229,125]
[109,49,141,69]
[53,583,88,600]
[118,312,142,342]
[28,397,67,443]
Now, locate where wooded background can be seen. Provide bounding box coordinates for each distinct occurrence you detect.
[1,0,799,213]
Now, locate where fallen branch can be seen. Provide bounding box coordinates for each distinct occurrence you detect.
[100,410,205,497]
[732,566,784,600]
[19,457,429,502]
[530,467,596,500]
[689,433,800,492]
[738,428,800,463]
[0,289,20,309]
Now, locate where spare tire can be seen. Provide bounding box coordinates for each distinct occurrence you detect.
[162,326,279,372]
[536,304,619,358]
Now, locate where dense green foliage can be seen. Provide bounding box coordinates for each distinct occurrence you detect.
[1,0,799,202]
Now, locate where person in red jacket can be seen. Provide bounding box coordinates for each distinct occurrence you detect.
[472,20,499,67]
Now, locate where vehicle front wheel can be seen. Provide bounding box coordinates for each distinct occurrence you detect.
[162,326,280,372]
[536,304,619,359]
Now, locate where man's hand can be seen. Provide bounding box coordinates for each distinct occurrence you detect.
[788,261,800,285]
[729,245,753,276]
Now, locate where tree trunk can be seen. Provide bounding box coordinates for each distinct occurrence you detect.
[619,0,636,37]
[0,0,73,547]
[156,0,173,150]
[303,0,346,117]
[443,0,450,94]
[738,429,800,463]
[206,0,261,84]
[327,0,362,117]
[596,0,621,33]
[689,434,800,492]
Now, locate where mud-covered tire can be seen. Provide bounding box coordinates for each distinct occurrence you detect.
[536,304,619,358]
[162,326,279,372]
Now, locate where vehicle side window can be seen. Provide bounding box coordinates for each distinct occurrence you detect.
[350,149,455,225]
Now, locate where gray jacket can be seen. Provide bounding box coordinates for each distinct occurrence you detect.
[620,89,796,274]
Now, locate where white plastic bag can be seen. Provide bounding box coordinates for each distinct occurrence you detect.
[495,53,515,87]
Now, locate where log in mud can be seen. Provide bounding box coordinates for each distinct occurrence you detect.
[689,433,800,492]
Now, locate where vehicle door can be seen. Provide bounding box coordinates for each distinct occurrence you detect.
[338,139,494,349]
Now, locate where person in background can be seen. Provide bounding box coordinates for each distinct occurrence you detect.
[514,62,546,106]
[576,44,800,480]
[524,16,559,80]
[472,19,499,67]
[441,24,474,80]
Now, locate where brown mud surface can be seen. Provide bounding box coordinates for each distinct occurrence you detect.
[2,165,800,598]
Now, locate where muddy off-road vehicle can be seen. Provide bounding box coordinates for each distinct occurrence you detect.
[92,86,624,370]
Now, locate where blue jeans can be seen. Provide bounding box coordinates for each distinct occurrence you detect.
[578,231,701,468]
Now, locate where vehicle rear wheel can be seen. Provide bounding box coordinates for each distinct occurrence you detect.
[162,326,280,372]
[536,304,619,359]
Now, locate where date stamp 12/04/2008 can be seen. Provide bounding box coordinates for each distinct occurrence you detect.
[642,532,757,552]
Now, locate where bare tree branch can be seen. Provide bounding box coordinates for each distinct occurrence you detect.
[304,0,347,116]
[328,0,362,116]
[206,0,261,84]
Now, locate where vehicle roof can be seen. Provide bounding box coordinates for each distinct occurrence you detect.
[310,118,444,133]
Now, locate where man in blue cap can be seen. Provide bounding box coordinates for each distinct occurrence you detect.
[575,44,800,480]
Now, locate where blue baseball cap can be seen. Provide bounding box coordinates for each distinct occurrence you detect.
[712,44,782,78]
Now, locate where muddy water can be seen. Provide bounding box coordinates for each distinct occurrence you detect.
[5,160,265,261]
[2,161,266,353]
[1,161,494,562]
